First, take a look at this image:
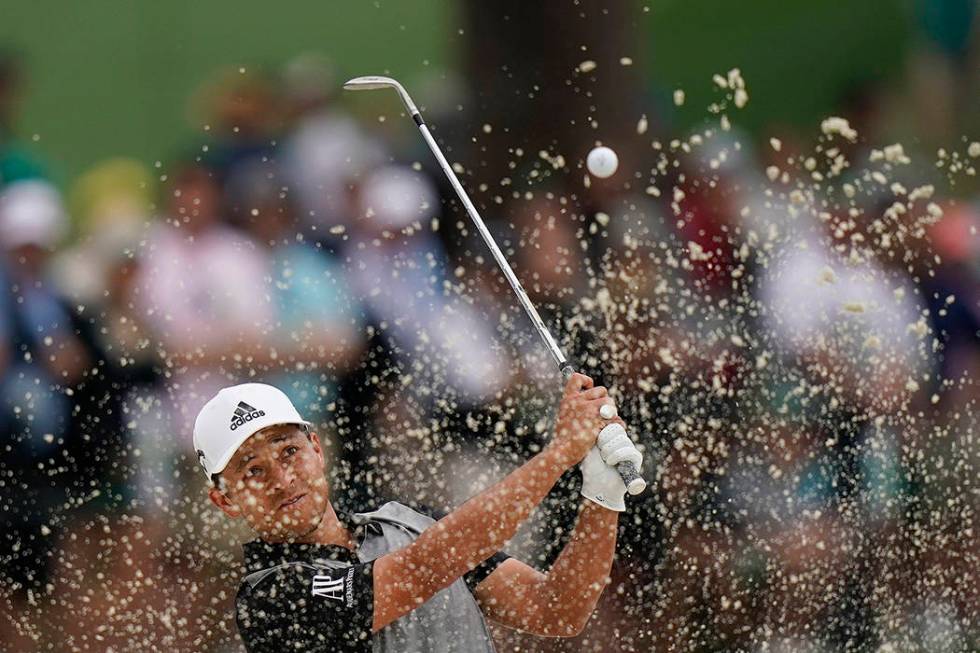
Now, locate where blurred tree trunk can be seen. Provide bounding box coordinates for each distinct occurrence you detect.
[459,0,646,196]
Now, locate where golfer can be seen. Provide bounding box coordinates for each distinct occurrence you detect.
[194,373,642,652]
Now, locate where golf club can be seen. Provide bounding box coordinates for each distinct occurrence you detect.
[344,75,646,495]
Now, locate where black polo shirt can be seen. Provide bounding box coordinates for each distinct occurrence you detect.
[237,539,375,652]
[235,511,509,652]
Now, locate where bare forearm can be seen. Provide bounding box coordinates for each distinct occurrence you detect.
[541,499,618,631]
[413,447,567,589]
[374,372,609,632]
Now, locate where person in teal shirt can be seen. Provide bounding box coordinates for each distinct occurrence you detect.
[0,53,46,189]
[227,159,366,426]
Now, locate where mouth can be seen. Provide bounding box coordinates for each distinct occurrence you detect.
[279,493,307,510]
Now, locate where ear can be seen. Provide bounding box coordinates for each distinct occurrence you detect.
[209,484,242,519]
[308,431,324,464]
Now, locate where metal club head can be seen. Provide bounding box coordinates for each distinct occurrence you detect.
[343,75,418,116]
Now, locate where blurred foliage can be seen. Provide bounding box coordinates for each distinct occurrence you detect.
[0,0,454,184]
[1,0,915,184]
[645,0,911,132]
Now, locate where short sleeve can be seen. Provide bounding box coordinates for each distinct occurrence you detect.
[416,503,511,595]
[236,561,374,653]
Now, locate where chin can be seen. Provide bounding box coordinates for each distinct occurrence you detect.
[261,518,316,541]
[267,498,326,539]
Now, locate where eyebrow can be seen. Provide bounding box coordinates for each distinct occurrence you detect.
[269,432,299,445]
[233,431,301,473]
[235,454,257,473]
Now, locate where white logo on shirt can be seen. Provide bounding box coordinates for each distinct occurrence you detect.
[311,575,345,601]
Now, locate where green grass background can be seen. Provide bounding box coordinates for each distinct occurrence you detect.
[0,0,455,185]
[1,0,910,185]
[645,0,911,133]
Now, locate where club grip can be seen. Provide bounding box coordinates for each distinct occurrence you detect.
[598,422,647,496]
[616,460,646,495]
[564,366,646,495]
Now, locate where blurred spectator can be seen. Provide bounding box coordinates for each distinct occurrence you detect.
[329,164,512,511]
[673,129,756,296]
[0,180,90,646]
[0,181,78,457]
[0,51,46,188]
[921,201,980,383]
[718,422,852,637]
[907,0,978,143]
[502,189,594,391]
[136,162,271,364]
[51,157,154,304]
[55,159,162,507]
[226,158,365,426]
[133,162,271,507]
[280,53,387,237]
[347,164,505,406]
[191,67,282,184]
[756,207,931,416]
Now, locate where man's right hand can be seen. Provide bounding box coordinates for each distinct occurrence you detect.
[549,373,613,469]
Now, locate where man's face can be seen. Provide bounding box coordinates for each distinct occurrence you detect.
[209,424,331,542]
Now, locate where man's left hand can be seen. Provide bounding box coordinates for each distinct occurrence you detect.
[579,419,643,512]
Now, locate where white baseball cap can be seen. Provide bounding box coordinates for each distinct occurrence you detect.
[193,383,311,478]
[0,180,68,250]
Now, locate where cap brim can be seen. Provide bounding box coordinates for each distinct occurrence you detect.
[209,416,313,477]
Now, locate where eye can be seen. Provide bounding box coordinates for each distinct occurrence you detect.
[283,446,299,457]
[246,466,263,478]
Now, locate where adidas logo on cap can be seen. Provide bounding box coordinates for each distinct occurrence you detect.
[230,401,265,431]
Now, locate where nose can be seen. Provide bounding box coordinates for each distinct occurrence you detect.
[268,460,295,494]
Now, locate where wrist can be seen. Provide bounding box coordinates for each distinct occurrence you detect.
[539,444,575,475]
[582,495,621,516]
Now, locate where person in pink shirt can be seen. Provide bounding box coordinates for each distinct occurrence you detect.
[134,162,273,504]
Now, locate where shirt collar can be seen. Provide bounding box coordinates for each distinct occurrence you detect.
[241,510,364,572]
[242,538,357,572]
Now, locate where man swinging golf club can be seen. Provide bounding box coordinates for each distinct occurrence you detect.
[195,374,643,652]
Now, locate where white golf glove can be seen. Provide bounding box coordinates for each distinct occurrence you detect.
[580,422,643,512]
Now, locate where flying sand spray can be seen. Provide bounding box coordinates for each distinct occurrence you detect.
[344,76,646,495]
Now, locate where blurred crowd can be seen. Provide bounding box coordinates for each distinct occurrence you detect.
[1,19,978,653]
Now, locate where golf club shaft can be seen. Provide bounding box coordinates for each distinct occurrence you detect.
[415,122,571,373]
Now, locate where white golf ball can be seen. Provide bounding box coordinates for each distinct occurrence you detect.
[599,403,617,419]
[586,146,619,178]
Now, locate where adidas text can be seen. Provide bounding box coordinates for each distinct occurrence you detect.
[230,409,265,431]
